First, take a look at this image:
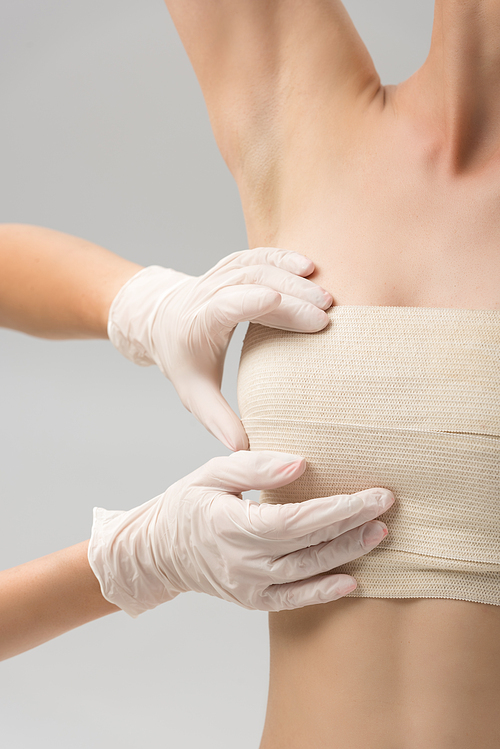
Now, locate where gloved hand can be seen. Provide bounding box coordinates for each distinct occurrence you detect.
[88,451,394,616]
[107,248,333,451]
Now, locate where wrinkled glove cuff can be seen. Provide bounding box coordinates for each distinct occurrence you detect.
[107,265,190,366]
[88,504,179,618]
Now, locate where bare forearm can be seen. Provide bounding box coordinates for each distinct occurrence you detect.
[0,224,142,338]
[0,541,119,661]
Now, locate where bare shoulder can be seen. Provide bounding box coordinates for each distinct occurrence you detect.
[165,1,381,174]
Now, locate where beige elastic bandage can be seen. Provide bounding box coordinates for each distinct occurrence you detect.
[237,306,500,606]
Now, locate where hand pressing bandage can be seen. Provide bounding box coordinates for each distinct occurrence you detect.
[88,451,394,615]
[107,248,332,451]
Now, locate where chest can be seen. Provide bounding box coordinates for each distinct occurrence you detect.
[244,108,500,309]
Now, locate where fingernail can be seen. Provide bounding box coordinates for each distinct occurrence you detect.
[307,308,330,331]
[342,581,357,595]
[279,457,305,471]
[274,453,304,465]
[317,290,333,310]
[294,257,314,274]
[362,521,387,547]
[362,489,395,511]
[374,489,395,511]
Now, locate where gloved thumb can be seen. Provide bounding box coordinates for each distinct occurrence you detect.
[183,378,250,451]
[194,450,306,494]
[207,285,282,333]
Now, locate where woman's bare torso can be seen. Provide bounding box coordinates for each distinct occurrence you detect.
[165,1,500,745]
[241,81,500,749]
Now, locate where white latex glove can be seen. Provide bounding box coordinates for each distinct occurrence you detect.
[107,248,333,451]
[88,451,394,616]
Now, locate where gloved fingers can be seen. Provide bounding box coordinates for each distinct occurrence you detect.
[267,520,388,585]
[209,247,316,277]
[183,380,250,452]
[207,286,329,335]
[259,573,357,611]
[219,265,331,310]
[252,293,330,332]
[205,285,282,335]
[251,488,394,547]
[195,450,306,493]
[287,491,395,552]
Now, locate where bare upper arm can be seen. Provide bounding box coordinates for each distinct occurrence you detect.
[165,1,380,176]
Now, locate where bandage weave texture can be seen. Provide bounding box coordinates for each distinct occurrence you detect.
[237,306,500,606]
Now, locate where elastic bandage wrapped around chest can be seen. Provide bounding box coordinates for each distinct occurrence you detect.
[237,306,500,606]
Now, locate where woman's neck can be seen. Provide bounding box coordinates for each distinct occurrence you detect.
[396,0,500,173]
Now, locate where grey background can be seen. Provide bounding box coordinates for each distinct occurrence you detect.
[0,2,434,747]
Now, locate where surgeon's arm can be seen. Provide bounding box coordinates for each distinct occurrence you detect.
[0,542,118,661]
[0,453,393,661]
[0,223,141,339]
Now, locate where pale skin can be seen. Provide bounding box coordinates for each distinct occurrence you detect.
[0,224,142,339]
[0,224,140,660]
[163,0,500,747]
[0,543,119,662]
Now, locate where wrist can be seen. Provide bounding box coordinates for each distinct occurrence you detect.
[88,500,180,618]
[107,265,191,366]
[97,261,144,337]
